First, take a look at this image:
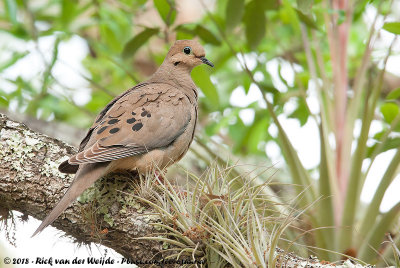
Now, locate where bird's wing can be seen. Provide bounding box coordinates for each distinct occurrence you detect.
[58,83,149,174]
[68,83,192,165]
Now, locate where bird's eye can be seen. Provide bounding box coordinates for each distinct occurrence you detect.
[183,46,192,55]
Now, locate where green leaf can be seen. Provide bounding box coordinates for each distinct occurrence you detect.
[195,25,221,45]
[122,28,159,58]
[382,22,400,35]
[4,0,17,25]
[176,24,220,45]
[386,88,400,100]
[100,23,122,52]
[176,31,194,40]
[0,51,28,72]
[242,75,251,93]
[288,98,310,126]
[258,82,279,94]
[61,0,77,26]
[0,94,9,107]
[243,0,266,50]
[246,116,268,153]
[297,0,313,14]
[381,102,399,124]
[174,23,195,39]
[352,0,370,22]
[174,23,197,33]
[367,137,400,158]
[264,0,279,10]
[379,1,392,16]
[9,24,29,39]
[154,0,176,26]
[295,8,319,30]
[191,67,219,108]
[229,116,248,154]
[225,0,245,30]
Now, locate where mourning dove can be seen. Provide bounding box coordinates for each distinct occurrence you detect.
[32,40,214,236]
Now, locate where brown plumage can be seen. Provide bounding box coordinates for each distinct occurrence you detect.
[32,40,214,236]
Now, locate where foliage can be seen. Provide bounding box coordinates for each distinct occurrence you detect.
[1,0,400,265]
[134,164,329,267]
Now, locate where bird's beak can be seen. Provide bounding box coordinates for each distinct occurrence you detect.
[200,57,214,67]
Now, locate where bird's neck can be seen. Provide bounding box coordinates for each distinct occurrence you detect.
[149,61,198,102]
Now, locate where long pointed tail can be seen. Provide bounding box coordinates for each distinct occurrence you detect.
[32,162,109,237]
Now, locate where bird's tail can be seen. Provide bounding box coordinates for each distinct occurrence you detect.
[31,162,109,237]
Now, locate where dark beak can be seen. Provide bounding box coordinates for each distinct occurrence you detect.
[200,57,214,67]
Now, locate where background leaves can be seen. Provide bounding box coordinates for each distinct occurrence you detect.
[122,28,160,58]
[154,0,177,26]
[383,22,400,35]
[243,0,266,50]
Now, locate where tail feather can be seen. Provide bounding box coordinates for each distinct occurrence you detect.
[32,162,109,237]
[58,160,79,174]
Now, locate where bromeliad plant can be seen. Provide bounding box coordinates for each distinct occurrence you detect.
[132,164,336,267]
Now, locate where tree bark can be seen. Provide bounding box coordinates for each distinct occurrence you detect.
[0,113,370,267]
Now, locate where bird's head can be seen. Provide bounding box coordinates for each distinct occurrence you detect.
[166,40,214,70]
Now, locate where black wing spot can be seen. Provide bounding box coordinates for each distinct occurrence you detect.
[109,128,120,134]
[97,126,108,134]
[132,112,136,115]
[141,110,148,117]
[108,114,123,118]
[132,123,143,132]
[127,118,136,124]
[108,119,119,124]
[91,83,147,127]
[147,114,151,117]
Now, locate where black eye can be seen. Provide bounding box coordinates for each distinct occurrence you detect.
[183,46,191,55]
